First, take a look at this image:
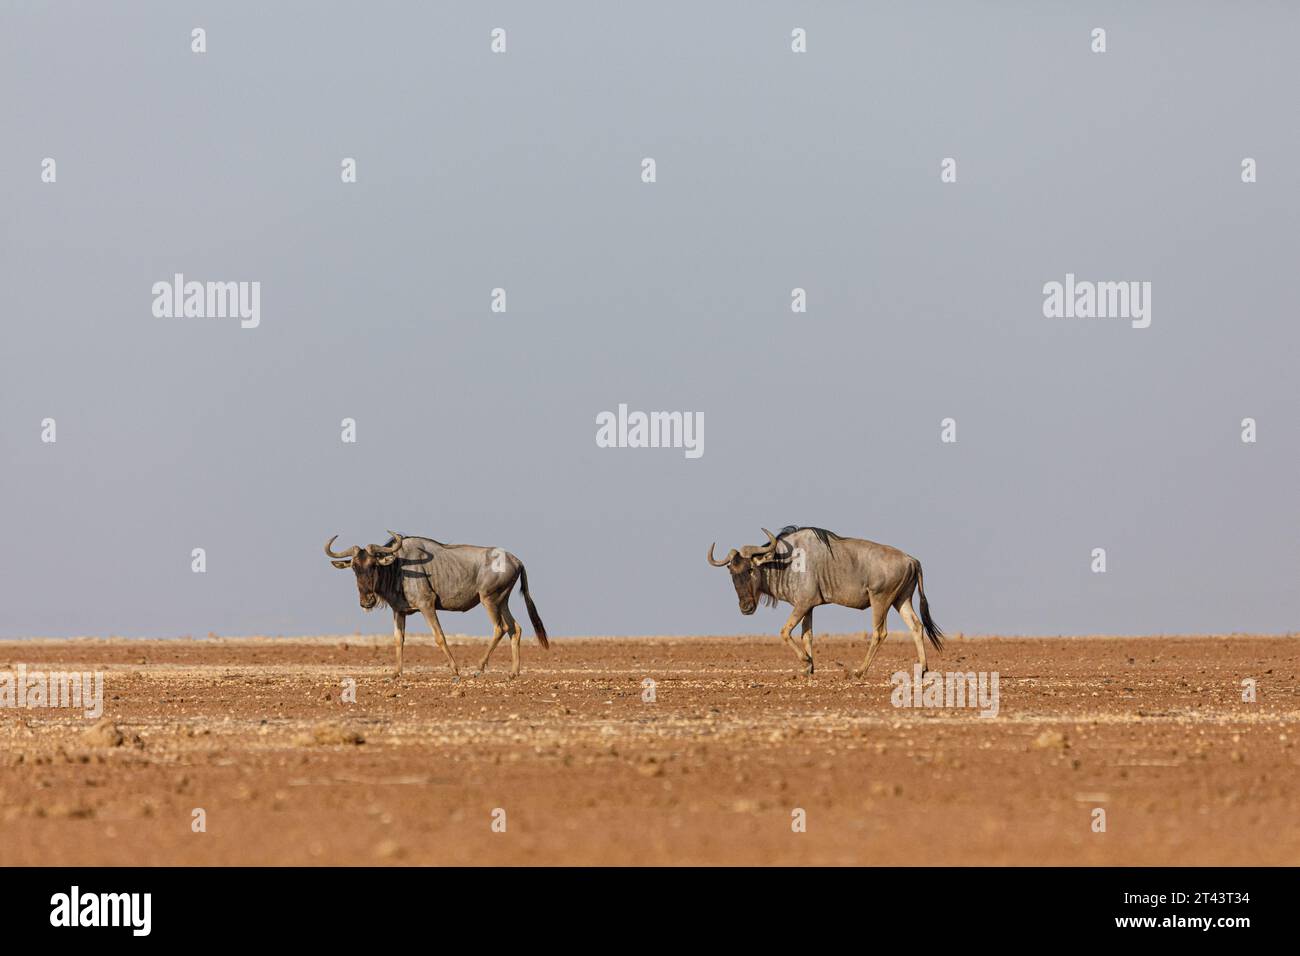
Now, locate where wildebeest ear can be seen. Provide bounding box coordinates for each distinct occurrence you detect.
[373,553,399,566]
[330,559,352,569]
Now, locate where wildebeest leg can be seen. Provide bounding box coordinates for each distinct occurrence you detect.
[391,610,406,678]
[800,610,815,675]
[418,605,461,679]
[477,624,506,676]
[503,604,523,678]
[779,606,814,675]
[475,598,507,676]
[853,601,891,678]
[897,597,929,674]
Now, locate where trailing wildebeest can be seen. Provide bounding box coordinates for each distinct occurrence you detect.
[324,531,548,679]
[707,526,942,678]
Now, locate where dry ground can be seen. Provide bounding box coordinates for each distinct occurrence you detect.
[1,633,1297,865]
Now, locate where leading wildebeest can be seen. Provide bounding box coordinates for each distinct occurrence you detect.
[707,526,942,678]
[324,531,548,680]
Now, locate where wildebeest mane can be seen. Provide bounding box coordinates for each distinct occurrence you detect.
[777,525,841,550]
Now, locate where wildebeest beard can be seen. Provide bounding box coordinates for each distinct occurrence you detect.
[751,569,785,608]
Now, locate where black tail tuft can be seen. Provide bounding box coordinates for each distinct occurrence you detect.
[519,565,548,649]
[916,562,944,651]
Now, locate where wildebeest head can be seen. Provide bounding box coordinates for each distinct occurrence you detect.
[324,532,404,610]
[707,528,786,615]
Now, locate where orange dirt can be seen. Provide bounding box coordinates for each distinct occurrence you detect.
[1,634,1296,865]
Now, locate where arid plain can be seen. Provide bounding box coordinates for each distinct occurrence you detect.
[1,634,1296,866]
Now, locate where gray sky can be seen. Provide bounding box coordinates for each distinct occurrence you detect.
[2,2,1296,638]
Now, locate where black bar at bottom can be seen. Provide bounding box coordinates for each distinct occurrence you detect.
[2,866,1278,941]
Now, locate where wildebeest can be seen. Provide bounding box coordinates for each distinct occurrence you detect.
[324,531,548,679]
[707,526,942,677]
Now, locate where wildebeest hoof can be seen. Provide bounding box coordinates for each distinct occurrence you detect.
[850,669,863,680]
[450,675,461,684]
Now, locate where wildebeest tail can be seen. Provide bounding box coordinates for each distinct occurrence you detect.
[519,564,548,648]
[915,562,944,651]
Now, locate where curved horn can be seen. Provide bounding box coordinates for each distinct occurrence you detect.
[324,535,360,559]
[755,527,780,555]
[367,530,404,556]
[707,543,737,567]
